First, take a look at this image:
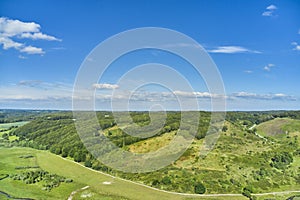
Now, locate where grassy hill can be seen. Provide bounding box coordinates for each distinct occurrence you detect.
[257,118,294,136]
[2,147,300,200]
[1,111,300,199]
[0,147,248,200]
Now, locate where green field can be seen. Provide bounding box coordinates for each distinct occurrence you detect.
[0,147,250,200]
[0,121,29,130]
[256,118,300,136]
[0,122,28,143]
[0,147,299,200]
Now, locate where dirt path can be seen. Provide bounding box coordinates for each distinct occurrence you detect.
[67,186,90,200]
[249,124,271,142]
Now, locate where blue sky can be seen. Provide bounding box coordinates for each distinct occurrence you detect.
[0,0,300,110]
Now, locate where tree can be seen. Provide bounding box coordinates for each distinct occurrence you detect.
[242,185,257,200]
[61,147,69,157]
[222,125,228,132]
[84,160,92,168]
[68,148,75,158]
[242,190,251,199]
[73,152,81,162]
[54,147,62,155]
[152,179,160,186]
[194,182,206,194]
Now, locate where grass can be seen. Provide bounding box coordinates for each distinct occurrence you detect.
[110,119,299,195]
[0,121,29,130]
[0,147,83,200]
[72,187,130,200]
[8,135,19,141]
[1,117,300,199]
[0,147,249,200]
[281,119,300,132]
[256,118,294,136]
[0,121,27,141]
[36,148,201,200]
[128,131,176,153]
[254,193,300,200]
[0,145,298,199]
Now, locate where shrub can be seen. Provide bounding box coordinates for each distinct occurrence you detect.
[194,182,206,194]
[242,189,251,198]
[65,178,73,183]
[161,176,171,185]
[152,179,160,186]
[84,160,92,168]
[270,152,293,169]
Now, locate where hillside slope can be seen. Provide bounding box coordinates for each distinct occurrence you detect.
[5,111,300,196]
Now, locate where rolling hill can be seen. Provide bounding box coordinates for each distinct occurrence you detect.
[1,110,300,199]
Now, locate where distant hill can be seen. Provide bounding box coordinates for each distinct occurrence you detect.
[257,118,300,137]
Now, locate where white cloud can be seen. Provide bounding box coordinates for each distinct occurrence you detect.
[160,43,201,49]
[20,46,45,54]
[174,90,207,98]
[291,42,300,51]
[262,4,278,17]
[232,91,296,101]
[0,17,61,55]
[0,17,40,36]
[233,92,257,98]
[244,70,253,74]
[51,47,66,50]
[295,46,300,51]
[262,11,273,17]
[291,42,298,46]
[266,5,277,10]
[18,80,43,87]
[1,87,295,103]
[263,63,275,71]
[173,90,226,99]
[0,81,297,110]
[208,46,260,54]
[0,36,23,49]
[20,32,61,41]
[93,83,119,89]
[93,90,226,103]
[18,55,27,59]
[0,81,73,103]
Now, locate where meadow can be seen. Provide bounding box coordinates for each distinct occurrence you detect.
[0,147,249,200]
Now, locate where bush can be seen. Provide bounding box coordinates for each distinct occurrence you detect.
[194,182,206,194]
[243,185,254,193]
[242,189,251,198]
[65,178,73,183]
[161,176,171,185]
[242,186,257,200]
[222,125,228,132]
[84,160,92,168]
[152,179,160,186]
[73,152,81,162]
[270,152,293,169]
